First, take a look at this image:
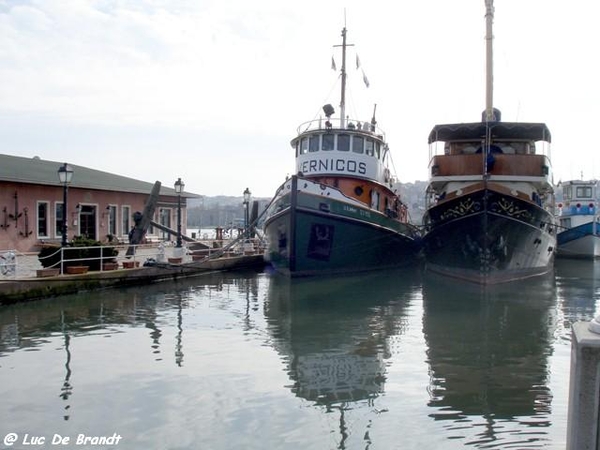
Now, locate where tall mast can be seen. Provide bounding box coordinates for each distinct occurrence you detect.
[484,0,495,121]
[340,27,347,128]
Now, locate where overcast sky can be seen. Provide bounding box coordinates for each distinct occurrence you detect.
[0,0,598,197]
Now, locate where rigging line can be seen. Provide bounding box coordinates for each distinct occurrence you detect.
[308,72,343,124]
[386,147,399,182]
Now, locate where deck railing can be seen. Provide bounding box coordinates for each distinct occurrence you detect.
[430,154,551,178]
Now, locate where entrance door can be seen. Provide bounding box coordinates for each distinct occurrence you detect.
[159,208,172,240]
[79,205,97,240]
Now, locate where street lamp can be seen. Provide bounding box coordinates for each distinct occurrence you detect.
[243,187,251,240]
[57,163,74,247]
[174,178,184,248]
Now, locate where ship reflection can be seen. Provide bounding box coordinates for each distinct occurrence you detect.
[554,258,600,324]
[422,271,557,445]
[264,269,419,447]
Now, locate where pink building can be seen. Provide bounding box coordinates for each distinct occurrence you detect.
[0,154,198,253]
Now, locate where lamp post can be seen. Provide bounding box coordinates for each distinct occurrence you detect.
[243,187,251,240]
[174,178,184,248]
[57,163,74,247]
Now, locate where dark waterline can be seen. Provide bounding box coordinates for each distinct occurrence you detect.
[1,260,598,449]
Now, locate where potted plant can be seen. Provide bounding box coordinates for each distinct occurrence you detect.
[38,236,119,273]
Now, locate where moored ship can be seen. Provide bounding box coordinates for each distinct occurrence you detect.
[421,0,556,284]
[262,26,419,277]
[556,179,600,258]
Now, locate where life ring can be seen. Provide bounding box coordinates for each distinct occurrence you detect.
[0,251,15,276]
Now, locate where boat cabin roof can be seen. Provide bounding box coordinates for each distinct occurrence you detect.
[428,122,551,144]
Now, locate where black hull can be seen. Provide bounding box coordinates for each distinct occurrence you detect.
[422,189,556,284]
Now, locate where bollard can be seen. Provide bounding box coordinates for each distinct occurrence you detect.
[567,318,600,449]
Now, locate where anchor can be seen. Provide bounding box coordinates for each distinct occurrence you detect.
[0,206,8,229]
[19,207,33,237]
[8,191,22,227]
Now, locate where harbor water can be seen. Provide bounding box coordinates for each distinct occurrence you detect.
[1,259,598,449]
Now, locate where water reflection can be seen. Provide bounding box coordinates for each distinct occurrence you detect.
[555,259,600,329]
[0,272,269,448]
[265,269,420,448]
[0,264,587,449]
[0,273,240,358]
[59,312,73,421]
[422,272,557,448]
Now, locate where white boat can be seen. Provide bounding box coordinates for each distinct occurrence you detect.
[557,179,600,258]
[262,25,420,277]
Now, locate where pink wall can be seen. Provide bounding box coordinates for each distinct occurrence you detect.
[0,182,186,253]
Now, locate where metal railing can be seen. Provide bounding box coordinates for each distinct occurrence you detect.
[25,237,267,277]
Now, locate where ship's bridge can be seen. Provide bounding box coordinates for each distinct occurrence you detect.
[292,117,392,187]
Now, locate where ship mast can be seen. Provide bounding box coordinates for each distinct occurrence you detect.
[339,27,348,128]
[484,0,495,121]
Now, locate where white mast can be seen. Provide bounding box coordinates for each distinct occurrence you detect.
[339,27,348,128]
[484,0,495,121]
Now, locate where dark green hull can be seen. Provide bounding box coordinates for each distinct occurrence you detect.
[263,180,419,277]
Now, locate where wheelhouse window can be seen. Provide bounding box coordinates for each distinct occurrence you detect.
[337,134,350,151]
[365,139,375,156]
[352,136,364,154]
[309,135,320,152]
[563,186,572,201]
[576,186,593,199]
[37,201,49,238]
[322,133,335,151]
[300,138,309,154]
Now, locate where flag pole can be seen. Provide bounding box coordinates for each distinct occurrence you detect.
[339,26,347,128]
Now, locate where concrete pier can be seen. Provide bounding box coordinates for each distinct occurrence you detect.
[567,319,600,449]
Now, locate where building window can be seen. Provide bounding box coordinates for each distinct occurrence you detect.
[37,201,49,238]
[108,205,117,237]
[160,208,172,240]
[122,206,131,237]
[55,202,64,238]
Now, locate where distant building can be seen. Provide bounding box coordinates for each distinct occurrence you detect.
[0,154,199,253]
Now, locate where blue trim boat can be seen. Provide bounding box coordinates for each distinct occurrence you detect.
[557,180,600,259]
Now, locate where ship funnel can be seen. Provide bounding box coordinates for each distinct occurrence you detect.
[323,104,335,118]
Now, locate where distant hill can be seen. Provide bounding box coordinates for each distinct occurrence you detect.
[186,181,428,228]
[186,195,271,229]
